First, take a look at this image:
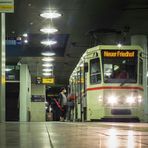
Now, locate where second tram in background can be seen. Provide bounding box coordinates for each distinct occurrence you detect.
[69,45,144,122]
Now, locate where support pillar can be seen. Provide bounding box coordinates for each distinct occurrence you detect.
[0,13,6,122]
[131,35,148,122]
[20,64,31,122]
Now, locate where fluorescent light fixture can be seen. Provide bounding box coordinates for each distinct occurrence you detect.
[42,57,54,62]
[40,28,58,33]
[43,72,52,76]
[23,33,28,37]
[41,52,55,56]
[40,12,62,19]
[5,68,12,72]
[42,68,53,72]
[147,72,148,77]
[42,63,53,67]
[24,39,28,43]
[41,40,57,46]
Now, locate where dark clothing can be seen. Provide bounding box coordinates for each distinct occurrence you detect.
[118,71,129,79]
[67,101,74,121]
[58,93,63,106]
[51,98,62,121]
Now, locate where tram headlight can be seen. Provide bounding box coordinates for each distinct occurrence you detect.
[107,95,117,105]
[138,95,142,103]
[126,96,135,104]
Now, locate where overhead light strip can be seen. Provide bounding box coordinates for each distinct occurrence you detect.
[40,28,58,34]
[41,40,57,46]
[40,12,62,19]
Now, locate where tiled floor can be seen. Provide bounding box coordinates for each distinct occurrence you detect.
[1,122,148,148]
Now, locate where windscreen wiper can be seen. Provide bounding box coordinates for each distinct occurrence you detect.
[120,79,128,86]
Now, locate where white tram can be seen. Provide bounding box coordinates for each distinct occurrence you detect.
[69,45,144,122]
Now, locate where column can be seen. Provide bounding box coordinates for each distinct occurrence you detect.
[131,35,148,122]
[20,64,31,122]
[0,13,6,122]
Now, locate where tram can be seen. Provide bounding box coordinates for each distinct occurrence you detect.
[69,45,144,122]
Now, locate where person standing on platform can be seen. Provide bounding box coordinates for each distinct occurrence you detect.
[58,87,68,121]
[67,94,75,121]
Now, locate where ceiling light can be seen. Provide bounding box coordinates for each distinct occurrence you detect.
[17,37,22,41]
[5,68,12,72]
[41,40,57,46]
[23,33,28,37]
[42,68,53,72]
[42,57,54,62]
[28,3,31,7]
[40,28,58,34]
[43,72,52,76]
[40,12,62,19]
[30,22,33,25]
[24,39,28,43]
[42,63,53,67]
[41,52,55,56]
[11,31,15,34]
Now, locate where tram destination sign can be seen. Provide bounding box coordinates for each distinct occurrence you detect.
[0,0,14,13]
[102,50,137,58]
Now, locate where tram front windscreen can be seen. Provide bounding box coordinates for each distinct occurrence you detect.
[101,50,138,83]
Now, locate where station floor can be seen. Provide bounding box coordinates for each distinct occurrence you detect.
[1,122,148,148]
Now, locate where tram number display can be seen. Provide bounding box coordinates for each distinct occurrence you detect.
[102,50,137,58]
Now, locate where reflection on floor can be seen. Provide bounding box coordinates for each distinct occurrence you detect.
[1,122,148,148]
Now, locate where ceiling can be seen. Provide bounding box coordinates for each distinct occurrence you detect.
[5,0,148,85]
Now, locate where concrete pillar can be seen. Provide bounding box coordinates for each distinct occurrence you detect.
[131,35,148,122]
[0,13,6,122]
[31,84,46,122]
[20,64,31,122]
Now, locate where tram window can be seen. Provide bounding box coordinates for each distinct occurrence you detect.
[84,63,88,72]
[90,58,101,84]
[139,59,143,84]
[103,58,137,83]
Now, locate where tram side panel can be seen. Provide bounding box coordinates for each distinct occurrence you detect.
[86,88,104,121]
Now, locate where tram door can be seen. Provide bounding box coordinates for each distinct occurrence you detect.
[6,82,19,121]
[83,63,88,121]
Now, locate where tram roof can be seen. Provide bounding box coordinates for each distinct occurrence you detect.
[86,45,143,54]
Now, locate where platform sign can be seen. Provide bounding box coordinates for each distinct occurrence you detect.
[42,77,55,84]
[0,0,14,13]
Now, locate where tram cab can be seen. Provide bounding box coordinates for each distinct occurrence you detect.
[69,45,144,122]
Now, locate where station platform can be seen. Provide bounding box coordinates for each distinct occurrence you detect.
[1,122,148,148]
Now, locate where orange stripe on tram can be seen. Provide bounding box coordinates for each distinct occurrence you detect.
[86,86,144,91]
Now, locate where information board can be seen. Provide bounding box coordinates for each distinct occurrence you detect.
[42,77,55,84]
[0,0,14,13]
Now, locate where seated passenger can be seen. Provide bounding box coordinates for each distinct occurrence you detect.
[117,70,129,79]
